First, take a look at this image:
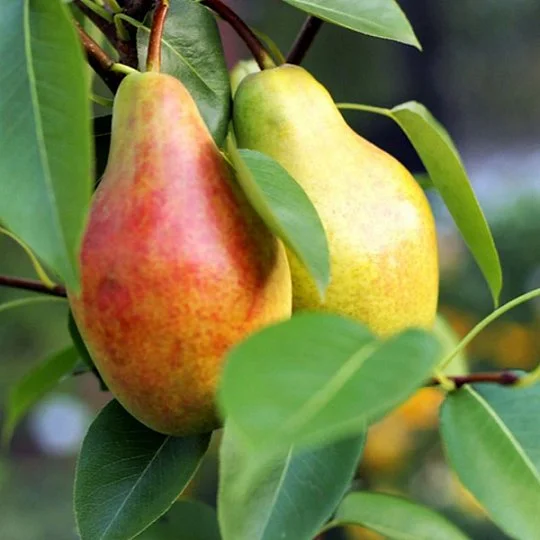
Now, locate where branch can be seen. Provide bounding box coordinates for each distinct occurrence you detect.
[286,16,323,65]
[429,371,521,389]
[76,22,125,93]
[73,0,118,50]
[74,0,156,68]
[200,0,275,70]
[0,275,67,298]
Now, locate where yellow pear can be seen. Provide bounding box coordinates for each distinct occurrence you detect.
[233,65,438,336]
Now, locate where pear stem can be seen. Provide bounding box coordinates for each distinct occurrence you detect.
[76,22,125,93]
[0,275,67,298]
[200,0,275,70]
[146,0,169,72]
[429,370,522,390]
[287,16,324,65]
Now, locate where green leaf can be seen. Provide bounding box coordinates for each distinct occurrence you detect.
[227,142,330,298]
[138,500,220,540]
[131,0,231,144]
[252,29,286,65]
[339,102,502,306]
[2,347,79,445]
[218,313,440,456]
[218,424,364,540]
[0,0,92,291]
[282,0,420,48]
[327,492,469,539]
[0,226,56,288]
[0,295,65,316]
[440,383,540,539]
[433,314,468,377]
[75,400,211,540]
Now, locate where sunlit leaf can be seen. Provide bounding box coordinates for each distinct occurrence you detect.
[218,313,440,457]
[283,0,420,48]
[327,491,469,539]
[440,382,540,539]
[227,141,330,298]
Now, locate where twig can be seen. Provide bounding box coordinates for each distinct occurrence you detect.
[0,275,67,298]
[200,0,275,70]
[76,22,125,93]
[73,0,118,51]
[74,0,156,68]
[146,0,169,72]
[286,16,323,65]
[429,371,520,389]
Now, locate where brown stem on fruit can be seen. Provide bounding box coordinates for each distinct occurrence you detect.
[429,371,521,389]
[76,22,125,93]
[0,275,67,298]
[286,16,323,65]
[200,0,275,70]
[146,0,169,72]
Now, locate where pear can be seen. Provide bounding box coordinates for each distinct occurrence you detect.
[233,65,438,336]
[69,72,292,436]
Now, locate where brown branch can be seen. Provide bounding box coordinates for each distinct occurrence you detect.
[76,22,125,93]
[287,16,323,65]
[429,371,520,389]
[74,0,156,68]
[73,0,118,50]
[200,0,275,70]
[146,0,169,72]
[0,275,67,298]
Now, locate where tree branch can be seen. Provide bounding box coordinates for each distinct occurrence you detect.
[429,371,521,389]
[76,22,125,93]
[287,16,323,65]
[200,0,275,70]
[0,275,67,298]
[74,0,156,68]
[73,0,118,50]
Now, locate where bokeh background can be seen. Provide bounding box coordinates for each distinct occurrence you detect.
[2,1,540,538]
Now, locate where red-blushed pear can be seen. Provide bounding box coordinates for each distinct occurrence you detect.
[68,72,292,436]
[233,65,438,336]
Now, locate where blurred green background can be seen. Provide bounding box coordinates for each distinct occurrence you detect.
[2,1,540,538]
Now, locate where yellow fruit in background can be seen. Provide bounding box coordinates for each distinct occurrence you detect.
[449,474,488,519]
[345,526,385,540]
[493,322,536,369]
[362,414,413,473]
[395,387,444,430]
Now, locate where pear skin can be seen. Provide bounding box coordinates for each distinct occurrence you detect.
[69,72,291,436]
[233,65,438,336]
